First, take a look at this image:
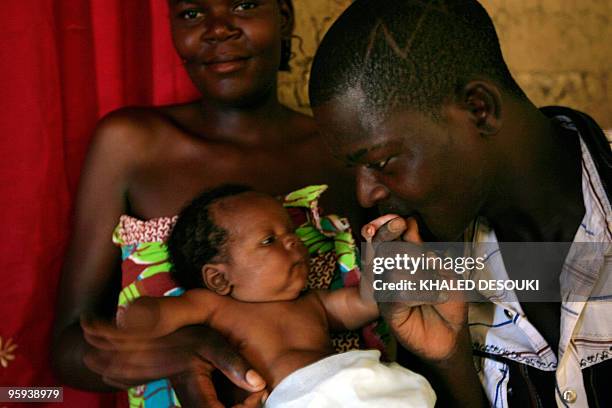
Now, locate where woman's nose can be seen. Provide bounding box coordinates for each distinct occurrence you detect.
[202,11,240,43]
[356,167,390,208]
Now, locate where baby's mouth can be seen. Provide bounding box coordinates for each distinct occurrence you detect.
[291,256,310,273]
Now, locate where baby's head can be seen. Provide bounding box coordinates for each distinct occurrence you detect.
[168,185,310,302]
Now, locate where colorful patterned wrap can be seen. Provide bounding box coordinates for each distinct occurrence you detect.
[112,185,393,408]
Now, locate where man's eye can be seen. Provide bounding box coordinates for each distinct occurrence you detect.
[366,157,391,170]
[261,236,276,245]
[234,1,257,11]
[179,9,204,20]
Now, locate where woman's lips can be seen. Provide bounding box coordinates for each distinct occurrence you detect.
[204,57,250,74]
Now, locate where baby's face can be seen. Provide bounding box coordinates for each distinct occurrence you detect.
[214,193,310,302]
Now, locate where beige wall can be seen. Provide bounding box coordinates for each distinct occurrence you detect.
[482,0,611,129]
[279,0,611,129]
[278,0,352,114]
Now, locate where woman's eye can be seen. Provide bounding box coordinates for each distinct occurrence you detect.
[234,2,257,11]
[179,9,204,20]
[261,236,276,245]
[366,157,391,171]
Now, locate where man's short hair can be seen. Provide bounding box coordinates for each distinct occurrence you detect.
[309,0,525,118]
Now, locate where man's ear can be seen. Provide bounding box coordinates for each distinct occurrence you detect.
[278,0,294,39]
[202,264,232,296]
[459,81,503,136]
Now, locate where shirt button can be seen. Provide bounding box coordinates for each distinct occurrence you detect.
[562,389,577,403]
[504,309,514,319]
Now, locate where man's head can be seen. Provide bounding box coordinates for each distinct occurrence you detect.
[310,0,524,118]
[310,0,529,241]
[168,185,309,301]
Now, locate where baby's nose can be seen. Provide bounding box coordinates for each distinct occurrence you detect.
[283,233,299,249]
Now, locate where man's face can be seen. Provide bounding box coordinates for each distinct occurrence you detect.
[313,92,493,241]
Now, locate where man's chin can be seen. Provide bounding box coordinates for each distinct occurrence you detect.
[413,215,470,242]
[407,212,439,242]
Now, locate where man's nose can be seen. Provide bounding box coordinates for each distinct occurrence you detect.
[202,10,241,43]
[356,167,390,208]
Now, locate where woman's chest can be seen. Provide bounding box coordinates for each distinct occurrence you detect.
[126,143,350,218]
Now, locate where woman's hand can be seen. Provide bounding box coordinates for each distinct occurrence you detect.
[81,317,267,407]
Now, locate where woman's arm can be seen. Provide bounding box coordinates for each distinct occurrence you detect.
[52,111,139,390]
[51,111,265,405]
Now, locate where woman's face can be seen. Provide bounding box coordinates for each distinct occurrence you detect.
[168,0,291,106]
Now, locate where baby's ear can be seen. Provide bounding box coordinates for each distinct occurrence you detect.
[202,264,232,296]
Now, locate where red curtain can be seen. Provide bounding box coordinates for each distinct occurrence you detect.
[0,1,198,406]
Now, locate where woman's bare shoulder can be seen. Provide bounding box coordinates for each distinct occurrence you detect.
[96,105,189,138]
[90,103,201,158]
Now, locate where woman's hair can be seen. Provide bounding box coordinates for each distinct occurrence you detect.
[279,0,295,71]
[167,184,253,289]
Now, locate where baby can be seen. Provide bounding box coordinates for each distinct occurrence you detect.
[120,185,436,407]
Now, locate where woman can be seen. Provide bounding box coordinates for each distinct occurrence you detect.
[52,1,360,406]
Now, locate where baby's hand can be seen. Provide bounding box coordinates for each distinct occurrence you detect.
[120,297,163,334]
[361,214,422,244]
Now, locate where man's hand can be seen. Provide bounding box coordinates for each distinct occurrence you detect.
[362,215,468,362]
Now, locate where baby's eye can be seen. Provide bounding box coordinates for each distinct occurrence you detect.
[234,1,258,11]
[179,9,204,20]
[261,235,276,246]
[366,157,392,171]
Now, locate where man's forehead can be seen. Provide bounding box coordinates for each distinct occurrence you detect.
[324,132,399,165]
[314,107,408,161]
[314,87,384,132]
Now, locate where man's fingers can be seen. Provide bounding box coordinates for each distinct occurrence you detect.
[362,215,424,244]
[372,217,409,243]
[434,301,468,327]
[402,217,423,244]
[361,214,402,240]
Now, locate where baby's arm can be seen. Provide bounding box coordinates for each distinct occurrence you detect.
[120,289,216,337]
[315,281,379,331]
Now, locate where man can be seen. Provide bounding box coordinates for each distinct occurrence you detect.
[309,0,611,406]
